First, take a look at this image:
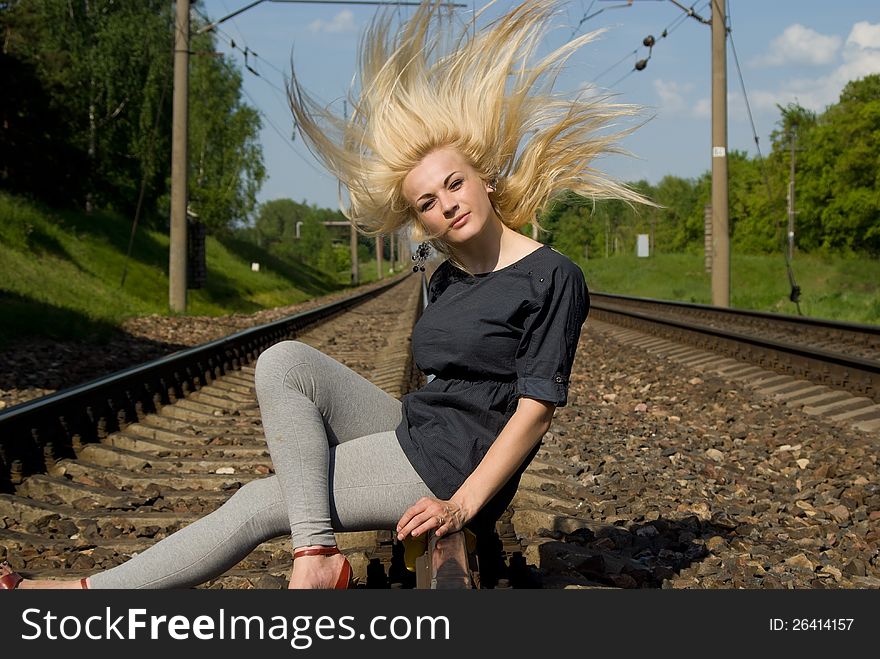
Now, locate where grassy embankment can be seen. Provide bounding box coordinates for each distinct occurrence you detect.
[2,190,875,345]
[577,252,880,324]
[0,192,398,343]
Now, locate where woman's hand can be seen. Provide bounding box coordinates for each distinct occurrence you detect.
[396,497,466,540]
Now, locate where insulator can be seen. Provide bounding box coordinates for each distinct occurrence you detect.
[643,35,655,48]
[635,58,648,71]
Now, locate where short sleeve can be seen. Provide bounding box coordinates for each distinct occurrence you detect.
[514,262,589,407]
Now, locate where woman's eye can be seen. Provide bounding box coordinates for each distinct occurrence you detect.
[450,179,463,190]
[421,200,435,212]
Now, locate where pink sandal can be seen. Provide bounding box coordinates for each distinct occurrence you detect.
[1,560,89,589]
[293,547,352,589]
[0,561,23,590]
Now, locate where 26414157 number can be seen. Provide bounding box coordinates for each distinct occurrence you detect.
[769,618,855,631]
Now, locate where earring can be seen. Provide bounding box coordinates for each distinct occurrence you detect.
[412,241,431,272]
[488,172,499,192]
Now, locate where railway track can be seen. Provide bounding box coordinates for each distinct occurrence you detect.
[0,271,527,589]
[2,271,876,591]
[590,293,880,423]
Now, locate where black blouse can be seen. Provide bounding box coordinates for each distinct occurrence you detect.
[394,243,590,528]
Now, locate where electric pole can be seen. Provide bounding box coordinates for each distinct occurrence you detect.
[169,0,189,312]
[376,235,384,280]
[711,0,729,307]
[172,1,468,300]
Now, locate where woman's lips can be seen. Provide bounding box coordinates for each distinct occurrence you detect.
[450,212,470,229]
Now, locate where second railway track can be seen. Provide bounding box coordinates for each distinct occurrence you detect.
[590,293,880,411]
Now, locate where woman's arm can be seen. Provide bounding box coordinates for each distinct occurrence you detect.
[396,396,554,540]
[451,397,554,523]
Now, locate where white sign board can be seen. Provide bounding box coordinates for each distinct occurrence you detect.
[251,262,260,272]
[637,234,650,258]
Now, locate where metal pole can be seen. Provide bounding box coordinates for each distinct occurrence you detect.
[169,0,190,312]
[711,0,729,307]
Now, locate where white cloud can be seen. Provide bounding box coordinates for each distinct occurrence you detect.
[653,79,693,113]
[750,21,880,112]
[308,10,357,34]
[693,97,710,119]
[752,24,841,67]
[847,21,880,50]
[692,94,748,121]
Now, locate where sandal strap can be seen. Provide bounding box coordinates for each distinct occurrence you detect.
[293,546,341,559]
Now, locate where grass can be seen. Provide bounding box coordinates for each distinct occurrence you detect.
[576,251,880,324]
[6,189,872,344]
[0,192,398,343]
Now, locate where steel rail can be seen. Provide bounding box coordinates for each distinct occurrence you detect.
[590,293,879,400]
[591,292,880,335]
[0,275,411,489]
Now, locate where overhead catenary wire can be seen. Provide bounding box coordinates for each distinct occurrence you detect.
[589,0,710,89]
[189,8,327,183]
[191,5,331,178]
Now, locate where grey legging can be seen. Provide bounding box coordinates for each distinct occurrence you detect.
[88,340,435,588]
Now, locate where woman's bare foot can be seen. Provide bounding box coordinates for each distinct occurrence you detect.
[1,561,88,590]
[288,547,349,589]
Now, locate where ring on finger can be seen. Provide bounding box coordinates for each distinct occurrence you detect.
[436,515,444,526]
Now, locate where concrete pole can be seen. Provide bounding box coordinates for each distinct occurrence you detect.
[169,0,190,312]
[389,232,395,271]
[350,224,359,285]
[376,235,384,280]
[711,0,729,307]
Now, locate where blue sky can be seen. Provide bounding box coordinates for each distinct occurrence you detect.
[197,0,880,211]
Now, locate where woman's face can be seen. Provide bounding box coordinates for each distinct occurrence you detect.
[402,147,495,245]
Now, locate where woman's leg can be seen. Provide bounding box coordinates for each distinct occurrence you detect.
[328,430,435,532]
[253,340,406,549]
[86,426,433,589]
[87,476,289,588]
[289,428,434,588]
[38,340,415,589]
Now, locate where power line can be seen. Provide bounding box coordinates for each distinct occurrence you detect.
[667,0,709,25]
[190,6,333,180]
[569,0,639,41]
[594,48,638,84]
[608,67,637,89]
[238,71,333,180]
[592,0,709,89]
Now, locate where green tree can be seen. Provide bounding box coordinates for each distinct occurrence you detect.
[652,175,701,252]
[802,76,880,253]
[255,198,306,248]
[187,29,265,233]
[1,0,173,213]
[2,2,265,233]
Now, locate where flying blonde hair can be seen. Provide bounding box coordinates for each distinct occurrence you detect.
[288,0,648,273]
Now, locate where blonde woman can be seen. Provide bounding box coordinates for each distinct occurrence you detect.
[1,0,644,591]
